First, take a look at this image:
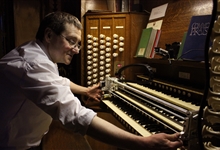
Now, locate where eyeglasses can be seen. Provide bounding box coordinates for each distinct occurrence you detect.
[60,34,81,50]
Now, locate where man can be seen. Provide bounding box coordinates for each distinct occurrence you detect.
[0,11,183,150]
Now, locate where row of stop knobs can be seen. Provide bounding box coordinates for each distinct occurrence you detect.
[86,33,125,86]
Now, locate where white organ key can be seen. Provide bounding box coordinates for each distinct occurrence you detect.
[127,82,199,111]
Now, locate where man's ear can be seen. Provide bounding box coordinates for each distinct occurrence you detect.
[44,28,52,42]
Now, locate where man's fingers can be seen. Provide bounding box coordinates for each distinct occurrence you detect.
[166,133,180,141]
[166,133,183,149]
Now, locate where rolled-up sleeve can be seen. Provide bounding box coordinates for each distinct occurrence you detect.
[4,53,96,135]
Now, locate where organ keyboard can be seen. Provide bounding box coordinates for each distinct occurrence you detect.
[101,72,203,150]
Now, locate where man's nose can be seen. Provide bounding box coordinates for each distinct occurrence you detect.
[72,48,79,54]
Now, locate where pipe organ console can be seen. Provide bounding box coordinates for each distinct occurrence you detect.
[98,1,220,149]
[84,2,220,149]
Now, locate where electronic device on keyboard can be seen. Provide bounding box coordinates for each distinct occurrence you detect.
[100,63,205,150]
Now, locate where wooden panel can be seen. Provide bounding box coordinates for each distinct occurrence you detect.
[42,120,92,150]
[85,112,126,150]
[83,0,108,11]
[13,0,41,46]
[85,13,127,87]
[158,0,213,50]
[112,16,126,63]
[87,18,100,36]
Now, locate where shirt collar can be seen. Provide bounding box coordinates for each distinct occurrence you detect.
[36,40,55,64]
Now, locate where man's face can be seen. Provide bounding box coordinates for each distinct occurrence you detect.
[48,23,81,65]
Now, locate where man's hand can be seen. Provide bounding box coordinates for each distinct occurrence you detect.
[86,84,102,102]
[141,133,183,150]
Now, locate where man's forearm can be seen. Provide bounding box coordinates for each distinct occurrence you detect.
[70,81,88,95]
[86,116,144,150]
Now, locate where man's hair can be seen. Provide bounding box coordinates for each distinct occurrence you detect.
[36,11,82,41]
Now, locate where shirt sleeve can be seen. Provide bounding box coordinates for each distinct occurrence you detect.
[4,54,96,135]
